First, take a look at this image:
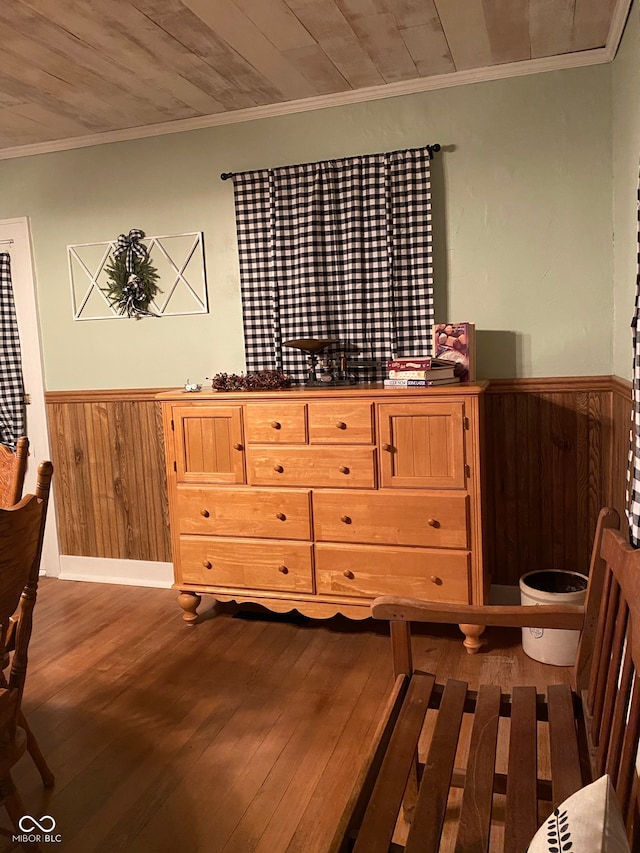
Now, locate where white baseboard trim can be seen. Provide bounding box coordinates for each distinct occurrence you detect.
[58,555,173,589]
[56,565,522,599]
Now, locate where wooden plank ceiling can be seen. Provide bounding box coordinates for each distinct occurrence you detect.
[0,0,624,155]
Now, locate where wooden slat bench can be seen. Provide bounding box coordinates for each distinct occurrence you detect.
[330,508,640,852]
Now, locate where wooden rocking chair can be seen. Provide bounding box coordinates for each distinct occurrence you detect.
[331,507,640,852]
[0,441,53,791]
[0,437,28,508]
[0,461,54,850]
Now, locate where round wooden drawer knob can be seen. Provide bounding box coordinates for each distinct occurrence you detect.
[427,518,439,528]
[233,442,243,451]
[336,421,347,430]
[203,560,212,570]
[382,443,392,452]
[278,565,289,574]
[274,464,284,473]
[340,515,351,524]
[430,576,442,585]
[343,570,355,579]
[276,512,286,521]
[271,421,281,430]
[338,465,350,474]
[201,509,210,518]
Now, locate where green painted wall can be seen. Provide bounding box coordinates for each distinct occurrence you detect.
[0,64,613,389]
[613,1,640,380]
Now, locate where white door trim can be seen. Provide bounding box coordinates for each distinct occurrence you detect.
[0,216,60,577]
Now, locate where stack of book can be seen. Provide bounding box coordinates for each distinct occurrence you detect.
[383,357,460,388]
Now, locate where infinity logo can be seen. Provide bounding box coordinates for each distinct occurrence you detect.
[18,815,56,833]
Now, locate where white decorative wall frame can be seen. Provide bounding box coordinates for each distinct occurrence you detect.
[68,232,208,320]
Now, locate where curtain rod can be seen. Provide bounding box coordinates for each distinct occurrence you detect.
[220,143,441,181]
[0,239,13,246]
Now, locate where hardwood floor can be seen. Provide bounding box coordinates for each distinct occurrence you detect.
[3,579,573,853]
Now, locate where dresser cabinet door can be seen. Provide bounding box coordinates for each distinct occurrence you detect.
[377,402,466,489]
[172,406,245,484]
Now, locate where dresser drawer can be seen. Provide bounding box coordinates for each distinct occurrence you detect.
[308,401,373,444]
[247,446,376,488]
[245,402,307,444]
[312,491,469,547]
[179,536,314,592]
[315,543,470,603]
[176,486,311,539]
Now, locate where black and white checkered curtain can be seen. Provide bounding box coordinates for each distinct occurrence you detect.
[0,253,25,449]
[627,168,640,546]
[232,147,434,382]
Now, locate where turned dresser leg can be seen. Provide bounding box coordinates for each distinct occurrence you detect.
[459,623,485,654]
[178,591,201,625]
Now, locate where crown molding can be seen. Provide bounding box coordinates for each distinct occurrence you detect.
[607,0,634,61]
[0,0,633,164]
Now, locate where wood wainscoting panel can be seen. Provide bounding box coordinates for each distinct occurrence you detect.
[46,389,172,562]
[484,377,622,586]
[46,379,632,583]
[609,377,632,524]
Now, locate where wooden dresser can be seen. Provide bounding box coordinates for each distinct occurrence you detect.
[159,383,488,651]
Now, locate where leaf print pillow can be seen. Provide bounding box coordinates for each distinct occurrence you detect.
[527,775,630,853]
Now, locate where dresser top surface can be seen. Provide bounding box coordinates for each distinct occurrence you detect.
[157,381,489,403]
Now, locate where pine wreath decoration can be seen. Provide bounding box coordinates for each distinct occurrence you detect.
[105,229,160,319]
[209,370,292,391]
